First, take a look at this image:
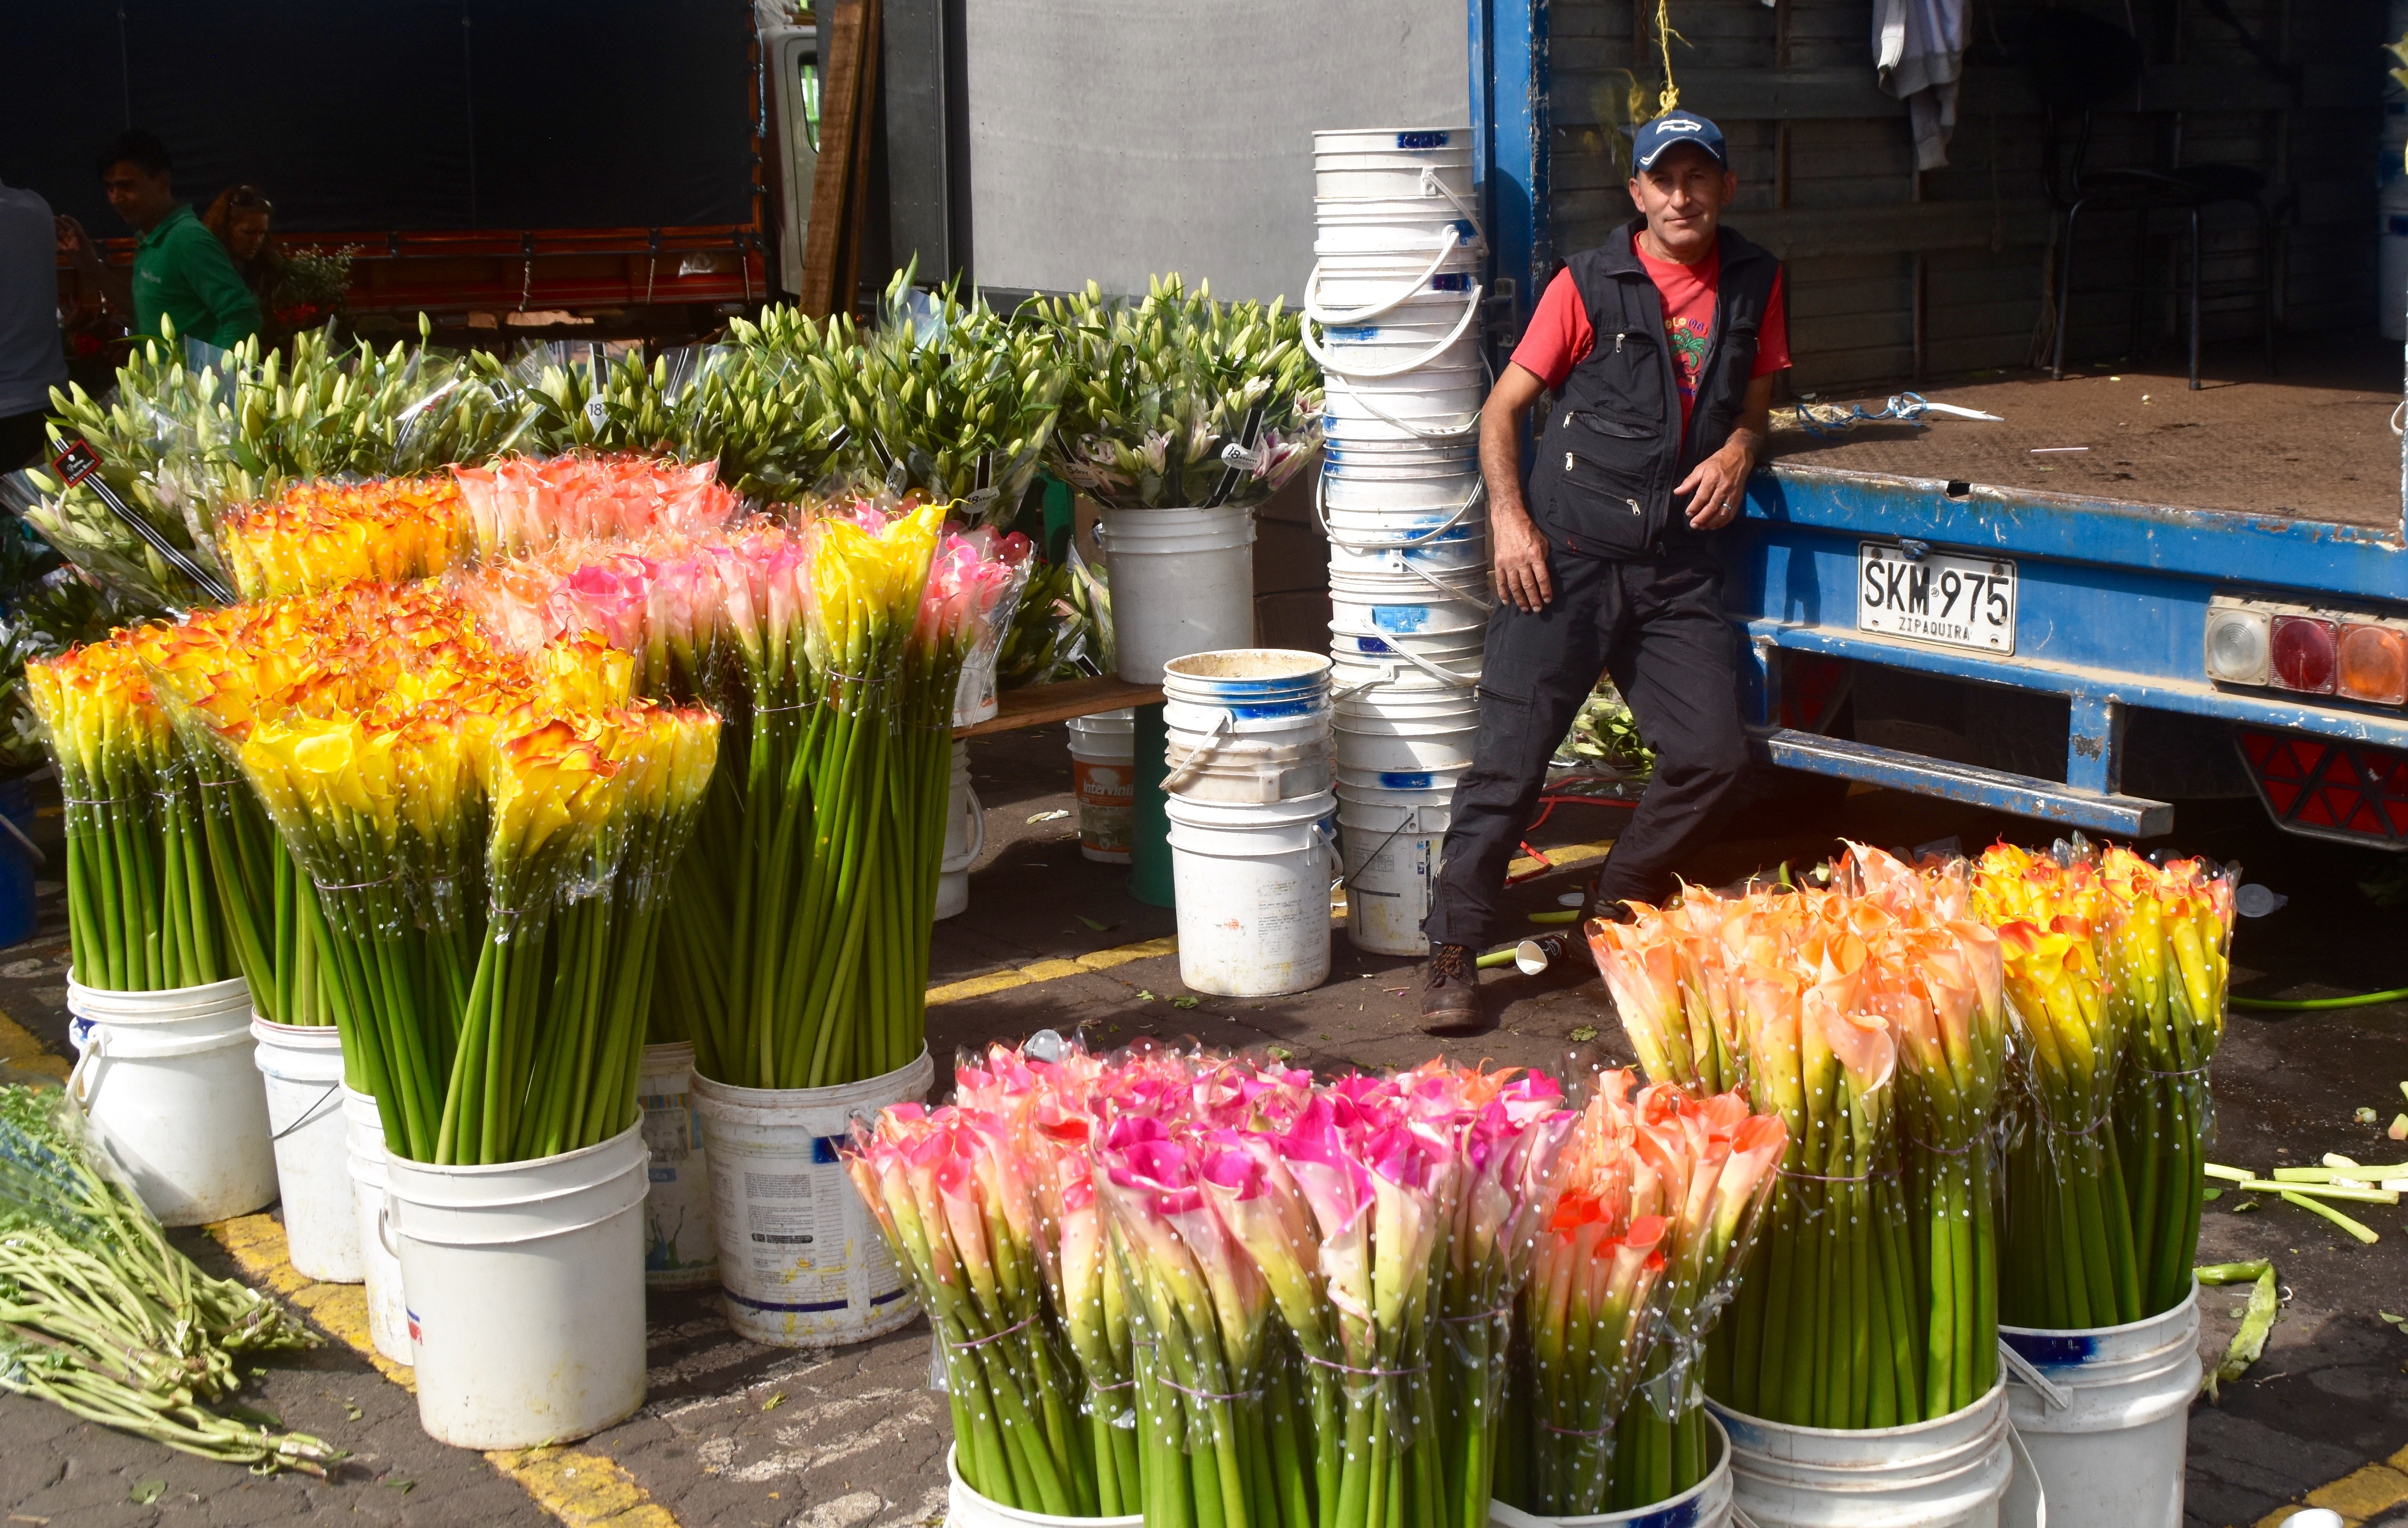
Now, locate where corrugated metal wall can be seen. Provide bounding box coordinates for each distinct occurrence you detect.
[1545,0,2385,392]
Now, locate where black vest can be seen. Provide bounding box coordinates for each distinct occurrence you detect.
[1525,220,1779,560]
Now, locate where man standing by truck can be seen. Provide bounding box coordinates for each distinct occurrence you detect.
[56,131,260,351]
[1422,113,1791,1032]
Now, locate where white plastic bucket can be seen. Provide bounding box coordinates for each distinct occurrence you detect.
[1338,783,1453,957]
[1314,198,1483,255]
[385,1124,651,1449]
[946,1442,1144,1528]
[1334,712,1481,774]
[692,1048,935,1347]
[1313,131,1475,201]
[1068,710,1137,863]
[1166,789,1335,997]
[1331,631,1488,698]
[343,1086,412,1365]
[251,1017,359,1283]
[1708,1383,2014,1528]
[936,741,984,922]
[637,1040,718,1288]
[1331,568,1492,643]
[1097,505,1257,685]
[66,973,274,1227]
[1327,363,1488,406]
[1999,1284,2201,1528]
[1161,650,1334,804]
[1488,1414,1736,1527]
[1329,531,1489,579]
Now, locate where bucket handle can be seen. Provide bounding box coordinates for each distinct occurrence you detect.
[2007,1419,2051,1528]
[271,1081,344,1143]
[65,1029,104,1115]
[1339,805,1423,891]
[939,780,988,876]
[1998,1338,2075,1410]
[1304,285,1483,379]
[1303,228,1470,326]
[1385,556,1498,613]
[1160,710,1234,792]
[1328,381,1482,442]
[1315,471,1486,550]
[0,813,41,867]
[377,1199,400,1260]
[1329,631,1481,691]
[1414,163,1480,222]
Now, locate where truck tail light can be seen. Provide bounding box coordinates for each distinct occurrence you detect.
[2337,622,2408,705]
[2203,606,2271,685]
[2268,614,2337,694]
[2237,727,2408,845]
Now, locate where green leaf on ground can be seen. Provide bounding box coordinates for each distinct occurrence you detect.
[1568,1026,1599,1043]
[127,1481,165,1506]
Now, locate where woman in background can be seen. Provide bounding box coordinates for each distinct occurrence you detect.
[201,185,283,313]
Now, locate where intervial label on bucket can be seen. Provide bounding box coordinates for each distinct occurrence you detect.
[639,1087,718,1279]
[639,1087,699,1178]
[1073,760,1135,855]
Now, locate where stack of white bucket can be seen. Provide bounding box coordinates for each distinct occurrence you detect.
[1160,650,1336,997]
[1308,128,1489,957]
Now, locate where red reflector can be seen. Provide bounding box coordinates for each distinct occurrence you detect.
[2269,616,2337,693]
[2237,726,2408,847]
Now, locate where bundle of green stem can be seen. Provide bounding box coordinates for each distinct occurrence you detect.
[1498,1071,1784,1515]
[145,584,718,1164]
[1975,841,2237,1323]
[850,1057,1102,1517]
[0,1084,336,1473]
[26,635,232,992]
[1592,845,2012,1431]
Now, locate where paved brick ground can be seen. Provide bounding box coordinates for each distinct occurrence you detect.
[0,727,2402,1526]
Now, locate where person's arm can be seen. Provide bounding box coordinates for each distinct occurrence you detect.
[1482,361,1554,612]
[55,215,132,316]
[1675,370,1774,532]
[181,231,262,347]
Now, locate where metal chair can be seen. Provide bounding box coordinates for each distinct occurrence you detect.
[2023,10,2288,390]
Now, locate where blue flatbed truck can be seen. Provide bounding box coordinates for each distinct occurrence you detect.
[1464,1,2408,853]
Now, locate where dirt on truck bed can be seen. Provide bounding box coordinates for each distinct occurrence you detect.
[1765,340,2406,531]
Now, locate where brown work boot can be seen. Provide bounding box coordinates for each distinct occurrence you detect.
[1421,943,1485,1036]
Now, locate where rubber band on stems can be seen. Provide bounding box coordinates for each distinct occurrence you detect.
[943,1314,1035,1353]
[1540,1420,1615,1439]
[2139,1062,2213,1078]
[1299,1354,1430,1378]
[1158,1376,1262,1403]
[311,872,403,894]
[1777,1164,1901,1184]
[1435,1304,1512,1324]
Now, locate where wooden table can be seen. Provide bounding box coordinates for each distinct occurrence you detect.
[952,675,1164,739]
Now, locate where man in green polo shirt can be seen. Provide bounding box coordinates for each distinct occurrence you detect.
[56,130,259,349]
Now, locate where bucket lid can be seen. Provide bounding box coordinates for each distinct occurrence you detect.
[1163,649,1333,684]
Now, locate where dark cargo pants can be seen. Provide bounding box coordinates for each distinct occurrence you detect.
[1423,549,1752,951]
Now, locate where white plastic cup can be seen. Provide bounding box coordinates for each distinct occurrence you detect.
[343,1086,412,1365]
[1708,1384,2014,1528]
[251,1017,359,1282]
[66,972,274,1226]
[1999,1285,2202,1528]
[1097,505,1257,685]
[1166,789,1336,996]
[637,1040,719,1288]
[1067,710,1137,864]
[384,1124,652,1449]
[691,1048,935,1347]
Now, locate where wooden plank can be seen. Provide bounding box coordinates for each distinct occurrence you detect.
[796,0,872,317]
[833,0,884,318]
[955,676,1166,738]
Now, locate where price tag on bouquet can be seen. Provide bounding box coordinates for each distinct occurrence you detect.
[46,436,235,605]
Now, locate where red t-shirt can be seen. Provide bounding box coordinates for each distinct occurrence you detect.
[1510,235,1791,434]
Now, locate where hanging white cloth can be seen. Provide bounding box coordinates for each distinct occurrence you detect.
[1874,0,1968,171]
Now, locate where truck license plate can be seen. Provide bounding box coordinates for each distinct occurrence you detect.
[1856,543,2017,655]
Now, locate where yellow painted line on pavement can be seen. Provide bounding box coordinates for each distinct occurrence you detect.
[1509,837,1616,881]
[927,935,1181,1006]
[2255,1439,2408,1526]
[207,1214,412,1389]
[0,1003,68,1080]
[208,1212,685,1527]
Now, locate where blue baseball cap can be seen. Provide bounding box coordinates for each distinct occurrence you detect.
[1631,113,1728,172]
